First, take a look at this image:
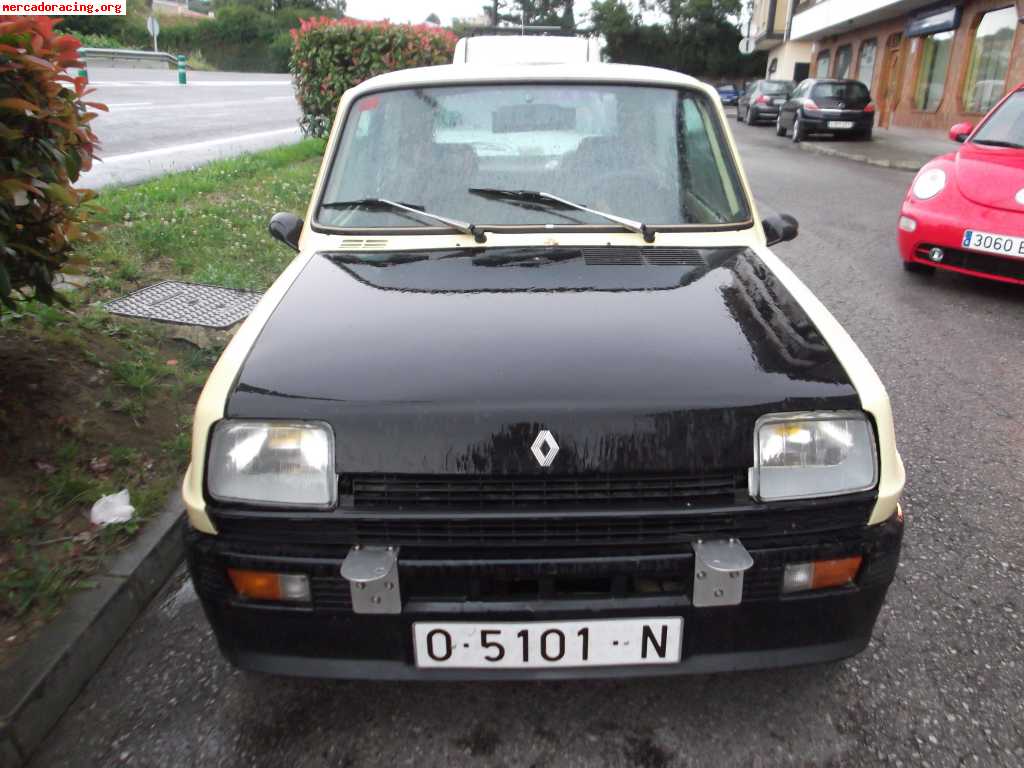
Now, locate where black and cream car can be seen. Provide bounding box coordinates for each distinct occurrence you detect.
[182,59,905,678]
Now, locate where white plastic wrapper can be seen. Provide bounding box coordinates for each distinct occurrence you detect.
[90,489,135,526]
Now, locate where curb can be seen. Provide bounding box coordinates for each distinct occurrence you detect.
[0,493,185,768]
[798,141,924,172]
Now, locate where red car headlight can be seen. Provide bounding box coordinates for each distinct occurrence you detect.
[912,168,946,200]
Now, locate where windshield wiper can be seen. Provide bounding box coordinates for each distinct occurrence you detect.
[469,188,656,243]
[972,139,1024,149]
[321,198,487,242]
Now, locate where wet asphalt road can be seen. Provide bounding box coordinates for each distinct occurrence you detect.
[77,68,300,188]
[31,120,1024,768]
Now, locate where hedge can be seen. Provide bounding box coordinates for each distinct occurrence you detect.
[61,6,329,73]
[0,16,103,312]
[290,17,457,137]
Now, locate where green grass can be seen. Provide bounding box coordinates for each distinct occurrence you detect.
[0,139,326,647]
[84,139,324,294]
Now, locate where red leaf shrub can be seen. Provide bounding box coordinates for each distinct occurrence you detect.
[0,15,104,311]
[290,17,457,138]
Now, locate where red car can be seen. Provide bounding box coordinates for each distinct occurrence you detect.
[898,83,1024,285]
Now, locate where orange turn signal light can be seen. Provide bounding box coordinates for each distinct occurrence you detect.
[811,556,863,590]
[783,556,863,593]
[228,568,283,601]
[227,569,311,603]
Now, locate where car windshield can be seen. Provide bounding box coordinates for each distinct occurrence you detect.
[972,90,1024,145]
[811,82,870,101]
[761,81,792,95]
[718,86,736,94]
[317,84,750,230]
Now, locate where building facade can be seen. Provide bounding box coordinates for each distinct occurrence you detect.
[788,0,1024,130]
[749,0,814,82]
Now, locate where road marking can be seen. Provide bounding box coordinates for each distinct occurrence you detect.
[104,96,294,113]
[97,127,301,165]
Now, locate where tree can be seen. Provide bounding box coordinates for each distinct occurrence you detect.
[425,12,441,25]
[494,1,575,30]
[643,0,741,29]
[589,0,637,39]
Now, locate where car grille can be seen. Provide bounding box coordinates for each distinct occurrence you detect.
[208,501,871,558]
[916,244,1024,282]
[340,472,742,510]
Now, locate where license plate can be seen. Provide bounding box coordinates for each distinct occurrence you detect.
[828,120,855,129]
[962,229,1024,258]
[773,98,785,105]
[413,618,683,669]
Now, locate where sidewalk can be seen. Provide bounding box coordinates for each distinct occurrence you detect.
[799,124,954,172]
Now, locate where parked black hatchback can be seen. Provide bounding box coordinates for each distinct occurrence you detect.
[776,79,875,142]
[737,79,794,125]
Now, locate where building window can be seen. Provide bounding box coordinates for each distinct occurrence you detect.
[858,39,878,89]
[913,30,955,110]
[769,57,778,76]
[834,45,853,78]
[962,6,1018,114]
[815,50,831,78]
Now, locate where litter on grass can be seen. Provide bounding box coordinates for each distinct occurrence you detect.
[90,489,135,526]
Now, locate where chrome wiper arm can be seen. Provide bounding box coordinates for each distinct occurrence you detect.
[469,188,655,243]
[321,198,487,242]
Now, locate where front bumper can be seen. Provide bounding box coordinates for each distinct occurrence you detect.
[187,505,903,680]
[898,195,1024,284]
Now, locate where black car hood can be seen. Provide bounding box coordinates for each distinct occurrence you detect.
[227,247,860,476]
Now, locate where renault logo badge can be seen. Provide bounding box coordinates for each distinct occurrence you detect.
[530,430,559,467]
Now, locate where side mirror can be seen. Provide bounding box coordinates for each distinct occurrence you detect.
[268,212,303,252]
[949,122,974,143]
[762,213,799,246]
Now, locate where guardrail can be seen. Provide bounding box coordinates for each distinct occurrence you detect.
[78,48,179,68]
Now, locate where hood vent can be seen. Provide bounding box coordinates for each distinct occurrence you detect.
[339,238,389,250]
[582,247,705,267]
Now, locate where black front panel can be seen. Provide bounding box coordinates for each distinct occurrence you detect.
[194,500,896,610]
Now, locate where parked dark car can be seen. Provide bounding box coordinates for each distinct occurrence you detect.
[716,83,739,106]
[738,79,795,125]
[776,79,875,142]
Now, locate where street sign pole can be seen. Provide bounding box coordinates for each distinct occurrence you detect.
[146,15,161,53]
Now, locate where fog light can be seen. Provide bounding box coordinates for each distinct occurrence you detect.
[898,216,917,233]
[783,563,814,593]
[227,569,310,602]
[929,247,945,263]
[782,556,863,594]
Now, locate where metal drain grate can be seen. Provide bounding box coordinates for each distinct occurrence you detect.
[106,281,262,329]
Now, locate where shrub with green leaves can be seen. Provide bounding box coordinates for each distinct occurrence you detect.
[0,17,104,311]
[290,17,457,137]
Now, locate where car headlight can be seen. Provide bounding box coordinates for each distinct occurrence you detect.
[912,168,946,200]
[750,412,878,502]
[207,421,335,507]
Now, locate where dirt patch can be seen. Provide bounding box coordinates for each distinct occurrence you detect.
[0,315,207,668]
